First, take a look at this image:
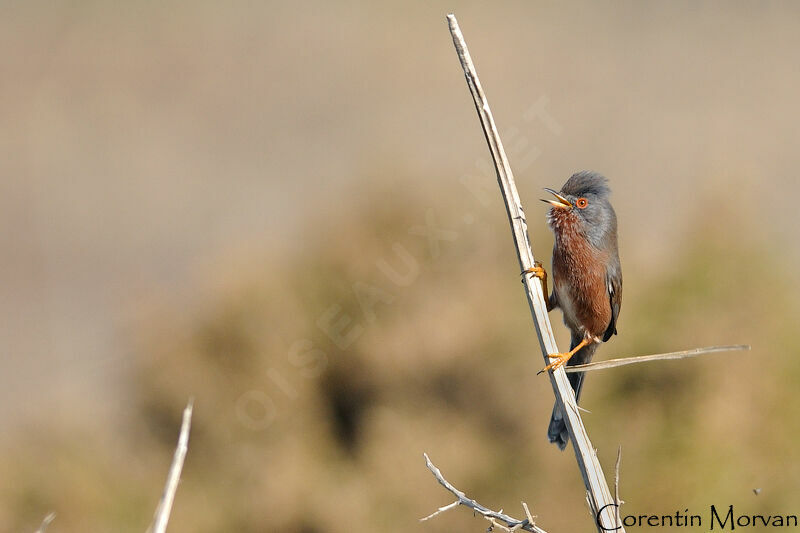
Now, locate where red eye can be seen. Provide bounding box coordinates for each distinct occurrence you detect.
[576,197,588,209]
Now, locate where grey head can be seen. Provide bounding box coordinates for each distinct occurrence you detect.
[543,170,618,249]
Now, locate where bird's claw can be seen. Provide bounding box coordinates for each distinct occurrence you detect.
[538,352,570,374]
[521,261,546,280]
[522,261,552,310]
[537,338,591,375]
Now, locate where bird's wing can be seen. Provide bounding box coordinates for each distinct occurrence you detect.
[602,268,622,342]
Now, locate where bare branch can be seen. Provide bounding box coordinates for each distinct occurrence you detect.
[421,454,548,533]
[565,345,750,373]
[445,13,621,531]
[522,502,535,527]
[420,500,459,522]
[614,446,623,530]
[34,513,56,533]
[147,400,194,533]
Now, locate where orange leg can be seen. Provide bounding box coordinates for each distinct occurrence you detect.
[537,338,591,375]
[521,261,551,311]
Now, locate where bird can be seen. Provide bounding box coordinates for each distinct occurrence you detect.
[523,170,622,450]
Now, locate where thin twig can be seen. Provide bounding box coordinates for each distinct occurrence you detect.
[565,345,750,373]
[614,446,622,530]
[147,400,194,533]
[522,502,535,527]
[34,513,56,533]
[421,454,548,533]
[420,500,459,521]
[446,13,621,532]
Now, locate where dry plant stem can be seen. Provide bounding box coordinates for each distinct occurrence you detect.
[34,513,56,533]
[446,13,621,531]
[147,400,194,533]
[523,502,535,526]
[565,344,750,373]
[614,446,622,530]
[421,454,549,533]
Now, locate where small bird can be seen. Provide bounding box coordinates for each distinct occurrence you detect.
[524,171,622,450]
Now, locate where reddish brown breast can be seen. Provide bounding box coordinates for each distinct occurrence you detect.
[550,211,611,339]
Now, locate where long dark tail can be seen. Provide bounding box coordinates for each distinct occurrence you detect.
[547,333,599,450]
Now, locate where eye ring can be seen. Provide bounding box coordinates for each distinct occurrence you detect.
[576,197,589,209]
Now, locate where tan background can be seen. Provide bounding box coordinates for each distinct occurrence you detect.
[1,2,799,532]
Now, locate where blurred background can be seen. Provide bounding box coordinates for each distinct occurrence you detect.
[2,1,799,531]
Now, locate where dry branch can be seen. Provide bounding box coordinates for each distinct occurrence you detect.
[614,446,623,530]
[566,344,750,373]
[445,13,622,531]
[147,400,193,533]
[34,513,56,533]
[421,454,548,533]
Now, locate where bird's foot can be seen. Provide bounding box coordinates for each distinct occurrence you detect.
[537,352,572,375]
[521,261,552,311]
[521,261,546,281]
[537,338,591,375]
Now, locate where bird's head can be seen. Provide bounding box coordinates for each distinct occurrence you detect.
[543,170,617,247]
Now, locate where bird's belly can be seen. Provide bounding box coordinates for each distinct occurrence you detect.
[555,282,580,331]
[553,250,611,340]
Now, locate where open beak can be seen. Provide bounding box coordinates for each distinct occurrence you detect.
[541,188,572,209]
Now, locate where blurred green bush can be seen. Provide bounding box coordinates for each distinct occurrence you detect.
[1,181,797,533]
